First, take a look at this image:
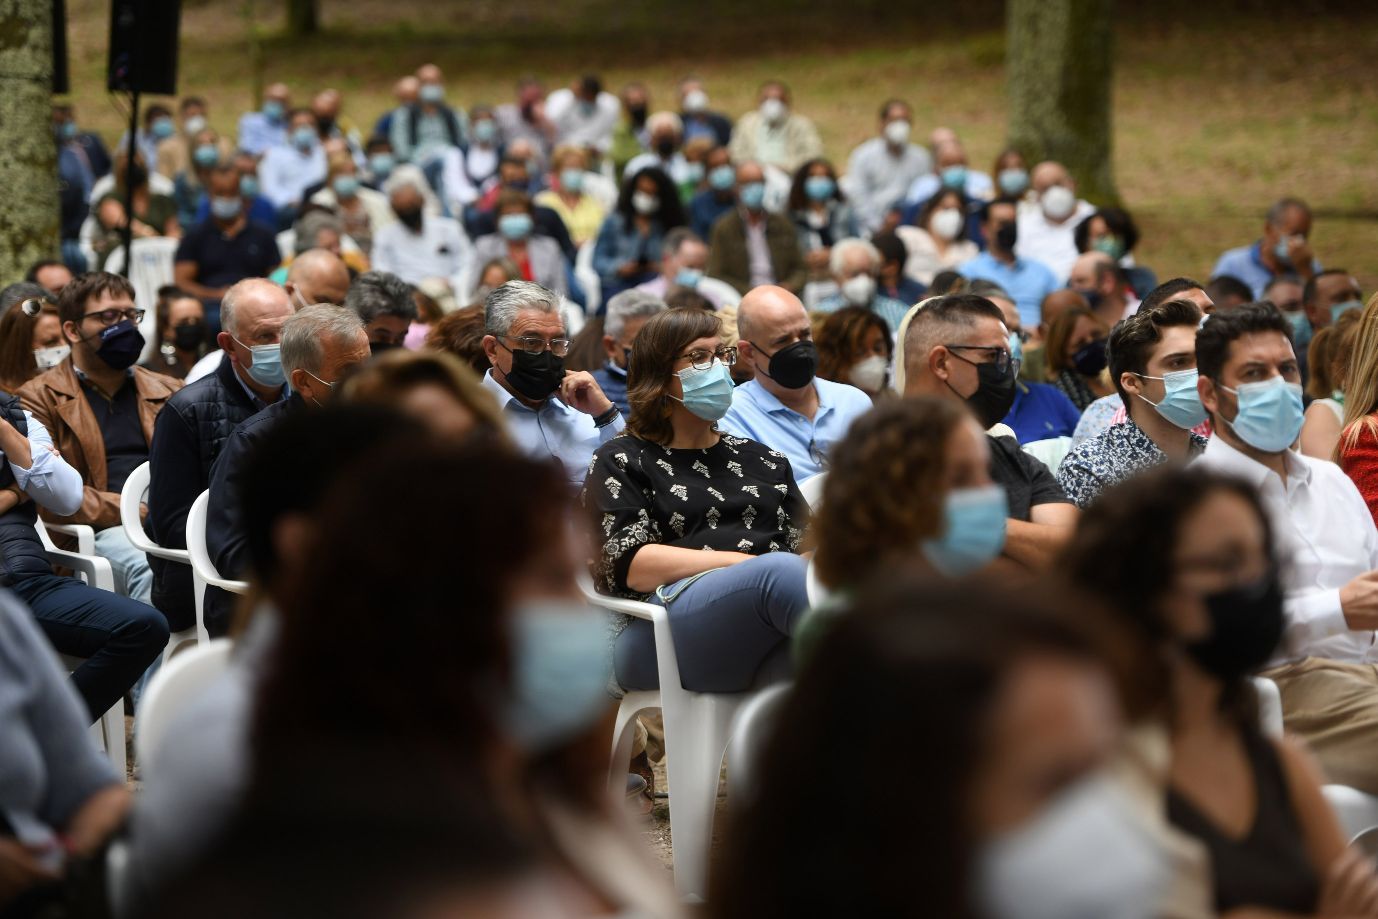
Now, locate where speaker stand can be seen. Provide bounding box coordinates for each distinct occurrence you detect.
[120,89,140,279]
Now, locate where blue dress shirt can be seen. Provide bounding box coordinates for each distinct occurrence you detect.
[1212,242,1322,299]
[958,251,1060,328]
[719,376,873,483]
[1002,380,1082,444]
[481,370,625,488]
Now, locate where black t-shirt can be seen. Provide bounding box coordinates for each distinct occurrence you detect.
[174,219,281,292]
[987,434,1070,521]
[81,376,148,495]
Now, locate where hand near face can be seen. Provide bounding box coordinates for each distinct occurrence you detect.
[559,370,614,417]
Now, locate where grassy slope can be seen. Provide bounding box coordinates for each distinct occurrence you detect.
[61,0,1378,289]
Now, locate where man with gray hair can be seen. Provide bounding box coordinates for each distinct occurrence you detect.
[202,305,369,634]
[148,278,292,632]
[593,289,667,416]
[480,280,623,487]
[372,179,475,296]
[635,227,725,308]
[1212,196,1322,299]
[344,270,418,354]
[811,237,910,332]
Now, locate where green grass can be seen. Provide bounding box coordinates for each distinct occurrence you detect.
[60,0,1378,290]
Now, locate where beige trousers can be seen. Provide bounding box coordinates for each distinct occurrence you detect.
[1263,657,1378,795]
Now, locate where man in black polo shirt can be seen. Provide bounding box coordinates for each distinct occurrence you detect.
[900,293,1077,569]
[173,165,281,334]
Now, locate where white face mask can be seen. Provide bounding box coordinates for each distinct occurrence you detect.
[976,773,1168,919]
[1041,184,1077,221]
[930,207,964,242]
[841,275,876,307]
[849,354,888,391]
[631,191,659,215]
[883,119,911,146]
[760,97,787,124]
[34,345,71,370]
[683,89,709,113]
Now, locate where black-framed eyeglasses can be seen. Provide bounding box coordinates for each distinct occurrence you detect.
[808,437,830,470]
[502,335,572,357]
[18,297,53,318]
[678,345,738,370]
[945,344,1017,376]
[83,307,145,327]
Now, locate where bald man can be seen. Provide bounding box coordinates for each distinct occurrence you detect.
[1015,160,1094,281]
[147,278,293,631]
[719,286,873,483]
[285,248,351,308]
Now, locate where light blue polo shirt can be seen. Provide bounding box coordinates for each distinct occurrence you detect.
[958,251,1060,328]
[1212,241,1322,299]
[481,370,624,488]
[719,376,873,483]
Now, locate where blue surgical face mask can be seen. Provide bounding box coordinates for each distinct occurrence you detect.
[239,174,260,199]
[151,117,175,140]
[291,126,317,151]
[1284,310,1312,351]
[368,153,395,178]
[210,196,243,221]
[419,83,445,105]
[672,359,735,421]
[559,167,584,192]
[997,167,1029,196]
[60,121,79,141]
[804,175,835,202]
[1273,237,1293,265]
[472,118,497,144]
[923,485,1008,577]
[332,175,360,199]
[232,337,285,388]
[941,165,968,190]
[684,161,705,185]
[192,144,219,168]
[1331,299,1363,323]
[505,600,611,751]
[262,100,285,122]
[498,212,534,241]
[1219,375,1304,453]
[709,164,736,191]
[1135,368,1208,430]
[739,181,766,211]
[675,268,704,289]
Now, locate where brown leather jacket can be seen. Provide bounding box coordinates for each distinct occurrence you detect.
[19,360,182,529]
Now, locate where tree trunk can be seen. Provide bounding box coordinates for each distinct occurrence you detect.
[1006,0,1118,205]
[0,0,60,280]
[286,0,319,36]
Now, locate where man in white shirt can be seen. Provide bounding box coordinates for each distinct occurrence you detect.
[844,99,933,234]
[545,75,621,155]
[257,109,327,212]
[371,180,475,298]
[479,281,624,488]
[1014,161,1096,281]
[1194,302,1378,793]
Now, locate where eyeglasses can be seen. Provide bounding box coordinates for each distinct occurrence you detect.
[945,344,1017,376]
[502,335,572,357]
[83,307,145,326]
[678,345,738,370]
[18,297,53,318]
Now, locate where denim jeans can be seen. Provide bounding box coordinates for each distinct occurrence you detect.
[95,525,154,605]
[614,552,810,693]
[11,574,169,723]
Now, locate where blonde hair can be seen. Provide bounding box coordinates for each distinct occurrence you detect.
[1335,293,1378,462]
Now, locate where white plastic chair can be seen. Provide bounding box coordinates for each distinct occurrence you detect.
[1021,435,1074,475]
[725,683,791,803]
[39,520,97,556]
[121,462,205,661]
[1252,676,1284,739]
[134,638,233,777]
[38,521,126,778]
[798,472,827,511]
[103,237,179,364]
[185,491,249,634]
[574,243,602,317]
[697,276,741,308]
[580,575,763,899]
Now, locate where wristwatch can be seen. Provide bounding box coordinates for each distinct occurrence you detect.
[593,405,621,428]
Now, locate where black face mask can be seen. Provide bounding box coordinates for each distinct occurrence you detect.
[317,116,336,135]
[655,138,676,158]
[947,352,1016,428]
[752,339,817,390]
[172,321,205,352]
[370,340,400,356]
[502,346,565,401]
[628,104,648,127]
[395,208,423,231]
[1072,338,1108,376]
[994,220,1017,253]
[1185,575,1285,682]
[90,319,145,371]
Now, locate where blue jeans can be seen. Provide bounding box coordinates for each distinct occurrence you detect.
[11,574,169,723]
[614,552,810,693]
[95,526,154,604]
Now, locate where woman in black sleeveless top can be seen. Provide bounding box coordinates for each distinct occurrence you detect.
[1061,467,1378,915]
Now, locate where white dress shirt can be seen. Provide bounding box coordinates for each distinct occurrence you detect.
[480,370,624,488]
[544,89,622,153]
[258,143,328,209]
[1194,436,1378,666]
[1014,198,1097,282]
[371,214,475,299]
[8,414,84,517]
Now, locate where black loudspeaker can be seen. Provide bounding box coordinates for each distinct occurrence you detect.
[52,0,69,95]
[107,0,181,95]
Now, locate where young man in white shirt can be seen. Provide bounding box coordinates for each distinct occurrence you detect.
[1194,302,1378,793]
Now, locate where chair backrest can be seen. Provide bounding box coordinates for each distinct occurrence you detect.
[697,276,741,308]
[120,462,190,565]
[186,490,248,593]
[135,638,234,773]
[798,472,827,511]
[1021,436,1074,475]
[1252,676,1284,739]
[574,242,602,316]
[104,237,179,363]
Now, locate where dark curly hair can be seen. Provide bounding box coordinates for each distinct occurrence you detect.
[812,396,967,589]
[815,306,892,387]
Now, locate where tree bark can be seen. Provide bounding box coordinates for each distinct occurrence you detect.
[1006,0,1118,205]
[286,0,319,36]
[0,0,60,280]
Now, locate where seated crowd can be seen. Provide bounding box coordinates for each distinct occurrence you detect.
[4,63,1378,919]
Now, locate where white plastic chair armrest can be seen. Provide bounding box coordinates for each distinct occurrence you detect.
[42,547,115,592]
[206,575,250,595]
[43,522,97,556]
[578,574,659,622]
